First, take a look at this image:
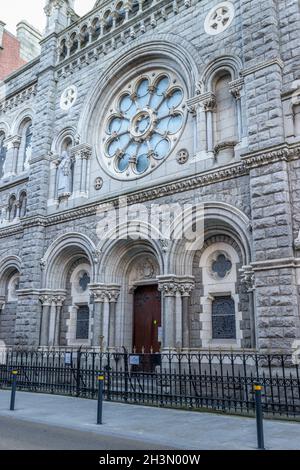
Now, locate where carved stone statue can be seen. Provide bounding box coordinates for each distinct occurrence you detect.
[57,150,72,199]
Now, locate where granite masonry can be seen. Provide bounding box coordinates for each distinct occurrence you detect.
[0,0,300,353]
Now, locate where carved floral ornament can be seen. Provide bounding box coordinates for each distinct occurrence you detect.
[101,69,187,180]
[60,85,78,111]
[204,1,235,36]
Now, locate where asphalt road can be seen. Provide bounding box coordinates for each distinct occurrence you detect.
[0,416,173,450]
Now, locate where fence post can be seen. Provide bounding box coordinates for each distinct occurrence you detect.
[254,383,265,450]
[10,370,18,411]
[76,348,82,397]
[97,374,105,425]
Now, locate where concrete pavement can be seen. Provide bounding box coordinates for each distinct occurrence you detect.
[0,390,300,450]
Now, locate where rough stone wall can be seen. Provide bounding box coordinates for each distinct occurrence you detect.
[0,0,300,350]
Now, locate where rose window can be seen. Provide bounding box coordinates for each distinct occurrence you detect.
[102,71,186,179]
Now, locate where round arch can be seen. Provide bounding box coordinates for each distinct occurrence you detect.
[96,221,165,283]
[201,55,243,92]
[42,232,97,289]
[0,255,22,296]
[167,201,252,275]
[77,33,201,142]
[11,108,34,135]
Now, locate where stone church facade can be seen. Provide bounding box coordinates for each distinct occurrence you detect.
[0,0,300,353]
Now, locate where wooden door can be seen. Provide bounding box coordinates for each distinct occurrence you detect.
[133,285,161,353]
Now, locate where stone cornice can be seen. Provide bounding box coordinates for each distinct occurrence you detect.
[0,175,29,193]
[241,57,284,77]
[241,143,300,169]
[0,81,38,115]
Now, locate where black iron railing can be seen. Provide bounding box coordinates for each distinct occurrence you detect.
[0,348,299,419]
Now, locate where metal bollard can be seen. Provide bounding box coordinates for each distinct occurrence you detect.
[10,371,18,411]
[254,383,265,450]
[97,374,105,425]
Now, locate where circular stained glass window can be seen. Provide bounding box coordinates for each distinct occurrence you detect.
[102,70,186,179]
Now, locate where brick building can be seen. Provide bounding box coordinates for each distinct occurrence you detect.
[0,20,41,80]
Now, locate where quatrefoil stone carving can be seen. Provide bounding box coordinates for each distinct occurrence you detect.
[204,2,235,36]
[60,85,78,111]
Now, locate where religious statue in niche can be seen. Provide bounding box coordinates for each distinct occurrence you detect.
[57,150,73,199]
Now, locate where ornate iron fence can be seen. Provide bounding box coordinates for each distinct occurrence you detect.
[0,348,299,419]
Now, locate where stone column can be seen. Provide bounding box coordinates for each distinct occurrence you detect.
[229,79,244,144]
[39,295,52,346]
[0,296,5,314]
[108,287,121,349]
[158,276,178,350]
[12,137,22,175]
[178,277,195,349]
[90,289,106,347]
[90,284,120,349]
[70,144,92,198]
[240,266,256,349]
[203,94,216,154]
[53,295,65,347]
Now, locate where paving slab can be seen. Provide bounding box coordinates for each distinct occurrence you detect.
[0,390,299,450]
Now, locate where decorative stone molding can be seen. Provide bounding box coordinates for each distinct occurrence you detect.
[70,143,92,160]
[229,78,244,100]
[94,177,103,191]
[0,82,37,115]
[157,275,195,297]
[239,265,255,293]
[39,290,67,306]
[89,284,121,303]
[204,1,235,36]
[0,296,5,311]
[241,57,284,78]
[56,0,193,76]
[241,143,300,169]
[176,149,189,165]
[214,141,237,156]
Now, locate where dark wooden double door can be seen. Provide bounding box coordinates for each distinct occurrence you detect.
[133,285,161,353]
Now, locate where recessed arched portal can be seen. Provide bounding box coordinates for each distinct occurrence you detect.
[97,235,163,352]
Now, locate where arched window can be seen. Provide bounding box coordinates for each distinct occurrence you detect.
[8,195,17,222]
[214,72,238,144]
[0,132,7,178]
[19,191,27,218]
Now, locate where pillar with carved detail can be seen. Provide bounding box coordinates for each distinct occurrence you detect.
[158,277,178,350]
[108,288,120,349]
[90,288,106,348]
[70,144,92,198]
[179,278,195,349]
[203,93,216,154]
[229,79,244,144]
[39,295,52,346]
[53,295,65,347]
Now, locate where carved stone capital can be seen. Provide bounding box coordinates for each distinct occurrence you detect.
[239,265,255,293]
[90,284,121,303]
[178,277,195,297]
[229,78,244,100]
[70,143,92,160]
[0,296,5,310]
[157,276,180,297]
[4,135,21,150]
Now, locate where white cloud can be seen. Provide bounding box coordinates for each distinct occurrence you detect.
[0,0,96,34]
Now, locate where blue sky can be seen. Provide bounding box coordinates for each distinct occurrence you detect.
[0,0,96,34]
